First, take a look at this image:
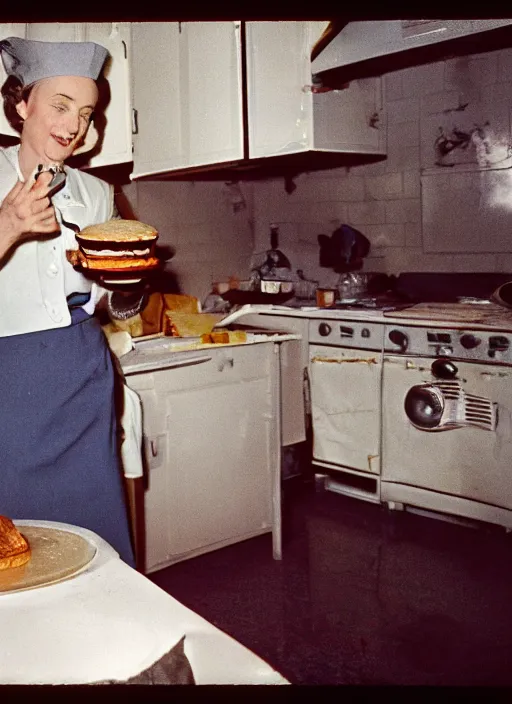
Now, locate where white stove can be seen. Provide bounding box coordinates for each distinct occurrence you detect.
[306,300,512,531]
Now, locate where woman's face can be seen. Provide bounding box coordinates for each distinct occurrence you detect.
[16,75,99,165]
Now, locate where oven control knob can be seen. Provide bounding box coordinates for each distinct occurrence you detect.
[318,323,332,337]
[460,334,481,350]
[431,359,458,379]
[389,329,409,352]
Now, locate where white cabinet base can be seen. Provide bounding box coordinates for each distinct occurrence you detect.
[126,341,282,574]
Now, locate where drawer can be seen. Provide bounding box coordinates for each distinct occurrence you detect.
[148,343,274,393]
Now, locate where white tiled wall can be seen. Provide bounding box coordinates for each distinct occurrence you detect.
[120,179,254,301]
[251,45,512,283]
[122,45,512,297]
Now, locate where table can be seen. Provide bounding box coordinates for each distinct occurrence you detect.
[0,520,289,685]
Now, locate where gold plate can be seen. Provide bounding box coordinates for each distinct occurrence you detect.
[0,526,97,595]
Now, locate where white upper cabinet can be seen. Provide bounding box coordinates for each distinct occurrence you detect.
[312,77,383,153]
[0,22,132,169]
[246,21,383,159]
[131,21,243,179]
[0,23,27,138]
[130,21,384,179]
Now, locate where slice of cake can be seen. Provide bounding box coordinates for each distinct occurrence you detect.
[0,516,31,570]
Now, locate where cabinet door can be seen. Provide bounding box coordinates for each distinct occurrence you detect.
[236,314,309,445]
[309,344,382,473]
[131,22,184,177]
[246,21,313,158]
[0,23,26,137]
[179,21,243,168]
[82,22,132,168]
[131,21,243,179]
[312,77,383,153]
[163,375,273,558]
[125,373,170,572]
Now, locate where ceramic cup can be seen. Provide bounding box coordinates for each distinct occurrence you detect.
[316,288,337,308]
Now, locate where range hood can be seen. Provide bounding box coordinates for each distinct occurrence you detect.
[312,20,512,87]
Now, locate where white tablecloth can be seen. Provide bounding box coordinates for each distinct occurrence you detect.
[1,520,288,685]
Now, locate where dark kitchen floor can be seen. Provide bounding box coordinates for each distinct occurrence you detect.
[149,476,512,685]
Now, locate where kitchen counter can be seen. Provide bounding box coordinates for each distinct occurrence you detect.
[121,331,301,375]
[121,332,304,571]
[229,303,512,332]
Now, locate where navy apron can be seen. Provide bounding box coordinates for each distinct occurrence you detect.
[0,306,135,567]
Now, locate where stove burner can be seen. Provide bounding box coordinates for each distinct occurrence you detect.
[291,293,412,312]
[334,295,412,312]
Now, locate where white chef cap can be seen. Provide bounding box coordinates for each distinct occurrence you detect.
[0,36,109,87]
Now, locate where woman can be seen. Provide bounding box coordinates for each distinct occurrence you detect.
[0,36,135,566]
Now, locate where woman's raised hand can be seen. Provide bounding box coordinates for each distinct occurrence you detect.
[0,171,60,261]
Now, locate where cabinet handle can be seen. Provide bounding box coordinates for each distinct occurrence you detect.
[150,439,158,457]
[218,357,234,372]
[132,108,139,135]
[121,39,127,59]
[369,111,380,129]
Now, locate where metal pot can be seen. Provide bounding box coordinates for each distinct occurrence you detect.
[492,281,512,309]
[337,272,391,300]
[337,272,370,299]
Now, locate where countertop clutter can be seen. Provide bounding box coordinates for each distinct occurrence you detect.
[0,520,288,685]
[121,330,300,375]
[103,290,302,373]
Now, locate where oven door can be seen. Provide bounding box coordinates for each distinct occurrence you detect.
[309,344,382,473]
[381,355,512,510]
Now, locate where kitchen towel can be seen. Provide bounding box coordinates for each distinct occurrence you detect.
[120,384,144,479]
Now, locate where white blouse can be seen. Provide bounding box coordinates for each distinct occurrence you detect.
[0,145,114,337]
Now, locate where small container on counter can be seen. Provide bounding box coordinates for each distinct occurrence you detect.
[316,288,337,308]
[260,280,294,294]
[294,279,318,300]
[212,281,230,295]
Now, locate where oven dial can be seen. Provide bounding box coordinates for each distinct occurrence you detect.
[460,334,481,350]
[389,329,409,352]
[318,323,332,337]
